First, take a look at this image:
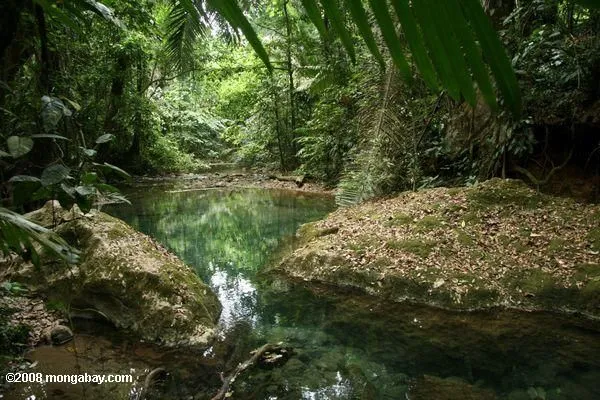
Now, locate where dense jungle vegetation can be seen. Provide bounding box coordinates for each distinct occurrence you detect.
[0,0,598,259]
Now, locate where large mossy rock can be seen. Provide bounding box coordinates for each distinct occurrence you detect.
[4,201,221,348]
[272,179,600,317]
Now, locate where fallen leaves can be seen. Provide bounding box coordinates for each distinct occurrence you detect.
[279,179,600,310]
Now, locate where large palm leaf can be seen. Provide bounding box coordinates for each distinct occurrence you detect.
[0,207,80,266]
[165,0,599,116]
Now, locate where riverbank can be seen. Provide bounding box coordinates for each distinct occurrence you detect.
[129,170,332,194]
[271,179,600,317]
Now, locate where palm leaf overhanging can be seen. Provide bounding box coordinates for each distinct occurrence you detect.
[165,0,599,116]
[0,208,80,266]
[166,0,524,115]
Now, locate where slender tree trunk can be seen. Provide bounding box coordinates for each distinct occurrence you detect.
[128,57,147,166]
[273,90,286,171]
[0,1,31,106]
[103,51,128,136]
[282,0,297,162]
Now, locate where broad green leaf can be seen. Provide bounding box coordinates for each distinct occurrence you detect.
[12,180,42,208]
[61,97,82,112]
[95,133,115,144]
[81,172,99,185]
[391,0,438,90]
[60,183,76,197]
[80,147,97,157]
[346,0,385,69]
[41,164,71,186]
[320,0,356,63]
[443,0,497,109]
[41,96,72,132]
[301,0,328,40]
[460,0,522,116]
[0,150,10,158]
[367,0,411,81]
[82,0,126,29]
[75,185,96,197]
[7,136,34,158]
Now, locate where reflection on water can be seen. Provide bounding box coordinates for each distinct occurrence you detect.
[210,268,258,331]
[107,187,600,400]
[9,186,600,400]
[108,187,335,336]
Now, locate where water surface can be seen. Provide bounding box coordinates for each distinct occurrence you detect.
[8,186,600,400]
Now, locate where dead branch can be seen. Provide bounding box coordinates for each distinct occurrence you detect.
[268,174,305,187]
[211,343,288,400]
[514,146,574,187]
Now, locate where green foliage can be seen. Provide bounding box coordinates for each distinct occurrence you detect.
[166,0,528,114]
[505,0,600,124]
[0,307,30,357]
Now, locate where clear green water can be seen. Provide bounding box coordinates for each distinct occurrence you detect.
[11,186,598,400]
[102,186,600,400]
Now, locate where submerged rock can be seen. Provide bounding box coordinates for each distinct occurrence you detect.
[47,325,73,345]
[407,375,496,400]
[272,179,600,317]
[3,202,221,348]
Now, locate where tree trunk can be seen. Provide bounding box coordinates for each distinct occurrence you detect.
[103,51,129,137]
[282,0,297,164]
[0,1,32,102]
[35,5,52,93]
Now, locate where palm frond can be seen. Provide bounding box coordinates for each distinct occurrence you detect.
[206,0,272,72]
[320,0,356,63]
[345,0,385,69]
[336,63,407,206]
[0,208,80,266]
[165,0,208,71]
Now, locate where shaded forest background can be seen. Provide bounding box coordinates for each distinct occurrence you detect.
[0,0,599,214]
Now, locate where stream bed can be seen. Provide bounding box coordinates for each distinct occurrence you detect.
[8,186,600,400]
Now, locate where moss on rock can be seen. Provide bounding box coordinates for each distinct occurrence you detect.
[3,206,221,348]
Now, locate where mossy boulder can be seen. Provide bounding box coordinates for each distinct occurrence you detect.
[271,179,600,316]
[3,202,221,348]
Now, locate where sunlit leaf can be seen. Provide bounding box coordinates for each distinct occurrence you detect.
[9,175,41,183]
[95,133,115,144]
[7,136,34,158]
[82,0,126,29]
